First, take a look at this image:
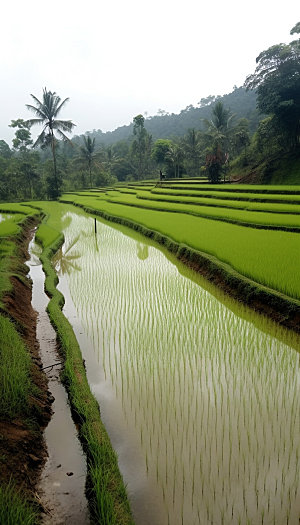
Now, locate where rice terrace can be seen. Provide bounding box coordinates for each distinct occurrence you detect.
[0,19,300,525]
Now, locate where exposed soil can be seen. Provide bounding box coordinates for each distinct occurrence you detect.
[0,222,52,510]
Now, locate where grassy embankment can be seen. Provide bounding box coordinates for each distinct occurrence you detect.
[0,205,43,524]
[229,151,300,185]
[60,184,300,331]
[33,201,133,524]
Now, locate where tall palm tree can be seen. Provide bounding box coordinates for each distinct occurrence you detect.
[26,88,75,196]
[182,129,200,176]
[166,143,183,178]
[79,135,96,187]
[203,102,235,183]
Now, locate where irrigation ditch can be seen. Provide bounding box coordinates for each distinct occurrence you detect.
[27,236,89,524]
[35,213,133,525]
[0,214,133,524]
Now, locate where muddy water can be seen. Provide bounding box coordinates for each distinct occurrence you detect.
[27,238,89,524]
[55,211,300,525]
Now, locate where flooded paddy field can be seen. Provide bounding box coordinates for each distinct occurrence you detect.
[54,210,300,524]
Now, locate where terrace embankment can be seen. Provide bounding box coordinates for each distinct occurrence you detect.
[63,200,300,334]
[0,218,52,509]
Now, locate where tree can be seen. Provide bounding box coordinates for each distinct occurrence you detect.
[245,23,300,149]
[9,119,33,152]
[205,146,224,183]
[131,114,148,179]
[182,129,201,176]
[207,101,235,135]
[166,143,183,178]
[152,139,172,168]
[232,119,250,156]
[204,102,234,181]
[79,135,96,187]
[26,88,75,198]
[0,140,12,159]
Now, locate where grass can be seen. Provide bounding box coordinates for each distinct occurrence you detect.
[0,205,42,418]
[0,204,44,522]
[0,482,38,525]
[0,316,32,418]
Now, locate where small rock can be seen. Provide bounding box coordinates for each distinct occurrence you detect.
[66,472,73,476]
[57,464,61,468]
[28,453,40,463]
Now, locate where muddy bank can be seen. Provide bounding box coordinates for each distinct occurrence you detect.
[0,219,52,507]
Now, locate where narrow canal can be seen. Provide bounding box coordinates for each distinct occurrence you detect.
[54,210,299,525]
[27,235,89,524]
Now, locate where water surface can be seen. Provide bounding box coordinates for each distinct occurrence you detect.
[55,211,300,525]
[27,237,89,524]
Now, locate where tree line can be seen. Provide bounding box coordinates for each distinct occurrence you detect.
[0,22,298,201]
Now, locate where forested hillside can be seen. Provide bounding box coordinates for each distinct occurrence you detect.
[72,87,259,147]
[0,21,299,201]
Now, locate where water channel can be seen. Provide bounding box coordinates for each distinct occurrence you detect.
[53,210,299,524]
[27,236,89,524]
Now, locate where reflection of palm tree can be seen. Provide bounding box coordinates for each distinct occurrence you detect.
[136,243,149,261]
[30,242,43,266]
[53,235,81,275]
[61,213,72,231]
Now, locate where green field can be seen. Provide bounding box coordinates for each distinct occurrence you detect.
[1,182,299,523]
[60,183,300,301]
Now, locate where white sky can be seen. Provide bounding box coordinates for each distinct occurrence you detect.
[1,0,298,145]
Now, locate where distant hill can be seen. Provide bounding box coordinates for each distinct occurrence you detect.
[73,87,260,147]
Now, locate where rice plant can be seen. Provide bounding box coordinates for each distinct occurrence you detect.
[56,211,300,525]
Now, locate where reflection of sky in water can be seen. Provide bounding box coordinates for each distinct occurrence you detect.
[0,213,11,223]
[58,212,300,525]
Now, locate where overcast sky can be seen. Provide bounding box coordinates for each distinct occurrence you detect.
[1,0,298,145]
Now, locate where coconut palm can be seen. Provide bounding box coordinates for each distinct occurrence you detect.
[166,143,183,178]
[205,101,235,152]
[79,135,96,187]
[26,88,75,197]
[182,129,201,176]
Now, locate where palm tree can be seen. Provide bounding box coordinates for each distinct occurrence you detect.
[166,143,183,178]
[205,101,235,152]
[26,88,75,197]
[182,129,200,176]
[79,135,96,187]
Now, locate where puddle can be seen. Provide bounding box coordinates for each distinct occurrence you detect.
[27,237,89,524]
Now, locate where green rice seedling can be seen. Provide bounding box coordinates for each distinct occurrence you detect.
[106,190,300,229]
[0,315,32,418]
[0,481,38,525]
[52,210,300,525]
[59,192,300,300]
